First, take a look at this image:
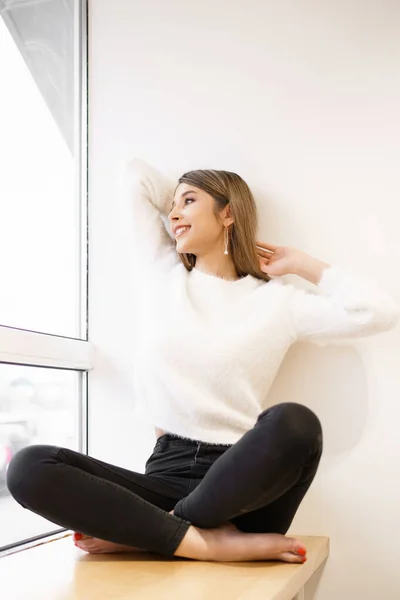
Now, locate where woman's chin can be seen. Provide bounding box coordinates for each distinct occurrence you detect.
[176,242,190,253]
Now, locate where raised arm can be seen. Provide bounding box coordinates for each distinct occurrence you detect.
[120,158,179,271]
[290,264,400,343]
[256,241,400,343]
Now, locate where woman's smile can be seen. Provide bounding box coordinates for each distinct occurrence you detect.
[175,226,191,238]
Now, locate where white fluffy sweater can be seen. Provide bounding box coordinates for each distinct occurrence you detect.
[122,159,400,445]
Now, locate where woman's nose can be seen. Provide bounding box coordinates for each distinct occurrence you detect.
[169,209,181,221]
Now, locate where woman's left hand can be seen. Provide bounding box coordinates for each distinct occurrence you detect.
[256,241,308,277]
[256,241,331,284]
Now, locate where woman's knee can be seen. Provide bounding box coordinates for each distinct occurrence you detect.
[6,444,60,502]
[258,402,323,442]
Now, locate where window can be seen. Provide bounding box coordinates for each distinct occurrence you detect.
[0,364,82,547]
[0,0,90,552]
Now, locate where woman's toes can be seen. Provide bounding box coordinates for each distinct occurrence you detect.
[287,538,307,556]
[279,538,307,563]
[72,532,94,552]
[73,532,92,543]
[280,551,306,563]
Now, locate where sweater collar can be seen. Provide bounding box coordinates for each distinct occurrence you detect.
[190,266,259,289]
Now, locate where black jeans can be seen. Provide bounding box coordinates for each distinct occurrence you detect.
[6,402,322,557]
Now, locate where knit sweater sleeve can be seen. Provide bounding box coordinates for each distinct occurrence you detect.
[290,265,400,343]
[120,158,179,270]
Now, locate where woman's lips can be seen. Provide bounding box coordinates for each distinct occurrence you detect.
[175,226,191,238]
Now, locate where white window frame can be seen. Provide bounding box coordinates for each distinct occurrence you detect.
[0,0,92,553]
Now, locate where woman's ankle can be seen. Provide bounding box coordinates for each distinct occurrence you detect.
[173,525,214,561]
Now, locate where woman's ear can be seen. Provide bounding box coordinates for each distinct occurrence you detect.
[222,204,234,227]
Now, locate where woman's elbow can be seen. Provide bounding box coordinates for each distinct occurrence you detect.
[370,302,400,334]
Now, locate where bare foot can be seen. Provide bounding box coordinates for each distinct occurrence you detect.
[174,521,308,563]
[211,522,307,562]
[72,532,143,554]
[73,510,177,554]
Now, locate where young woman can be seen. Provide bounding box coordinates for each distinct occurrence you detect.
[6,159,399,563]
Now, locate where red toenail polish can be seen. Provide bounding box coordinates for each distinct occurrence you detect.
[74,533,82,541]
[302,557,307,562]
[298,548,306,556]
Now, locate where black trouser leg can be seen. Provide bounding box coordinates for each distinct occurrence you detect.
[173,403,323,532]
[6,445,191,556]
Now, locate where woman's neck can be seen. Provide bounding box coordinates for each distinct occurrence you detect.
[194,256,239,281]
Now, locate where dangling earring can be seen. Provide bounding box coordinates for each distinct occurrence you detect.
[224,226,229,255]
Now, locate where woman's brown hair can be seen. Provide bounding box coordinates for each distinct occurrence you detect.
[173,169,271,282]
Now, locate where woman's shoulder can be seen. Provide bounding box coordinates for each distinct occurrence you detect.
[254,275,316,308]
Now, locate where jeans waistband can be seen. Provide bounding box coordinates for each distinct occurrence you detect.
[158,432,232,448]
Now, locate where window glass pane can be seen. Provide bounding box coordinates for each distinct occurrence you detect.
[0,0,82,338]
[0,364,82,548]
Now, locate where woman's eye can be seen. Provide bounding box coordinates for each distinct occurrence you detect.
[169,198,194,213]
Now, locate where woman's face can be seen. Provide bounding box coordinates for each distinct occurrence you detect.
[168,183,226,256]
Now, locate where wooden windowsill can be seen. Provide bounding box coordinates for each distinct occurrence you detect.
[0,533,329,600]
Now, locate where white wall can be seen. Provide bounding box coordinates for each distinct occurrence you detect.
[88,1,400,598]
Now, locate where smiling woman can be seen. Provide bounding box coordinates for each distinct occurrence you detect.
[6,157,399,565]
[168,169,272,282]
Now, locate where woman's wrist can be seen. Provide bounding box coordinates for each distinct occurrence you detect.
[293,254,331,285]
